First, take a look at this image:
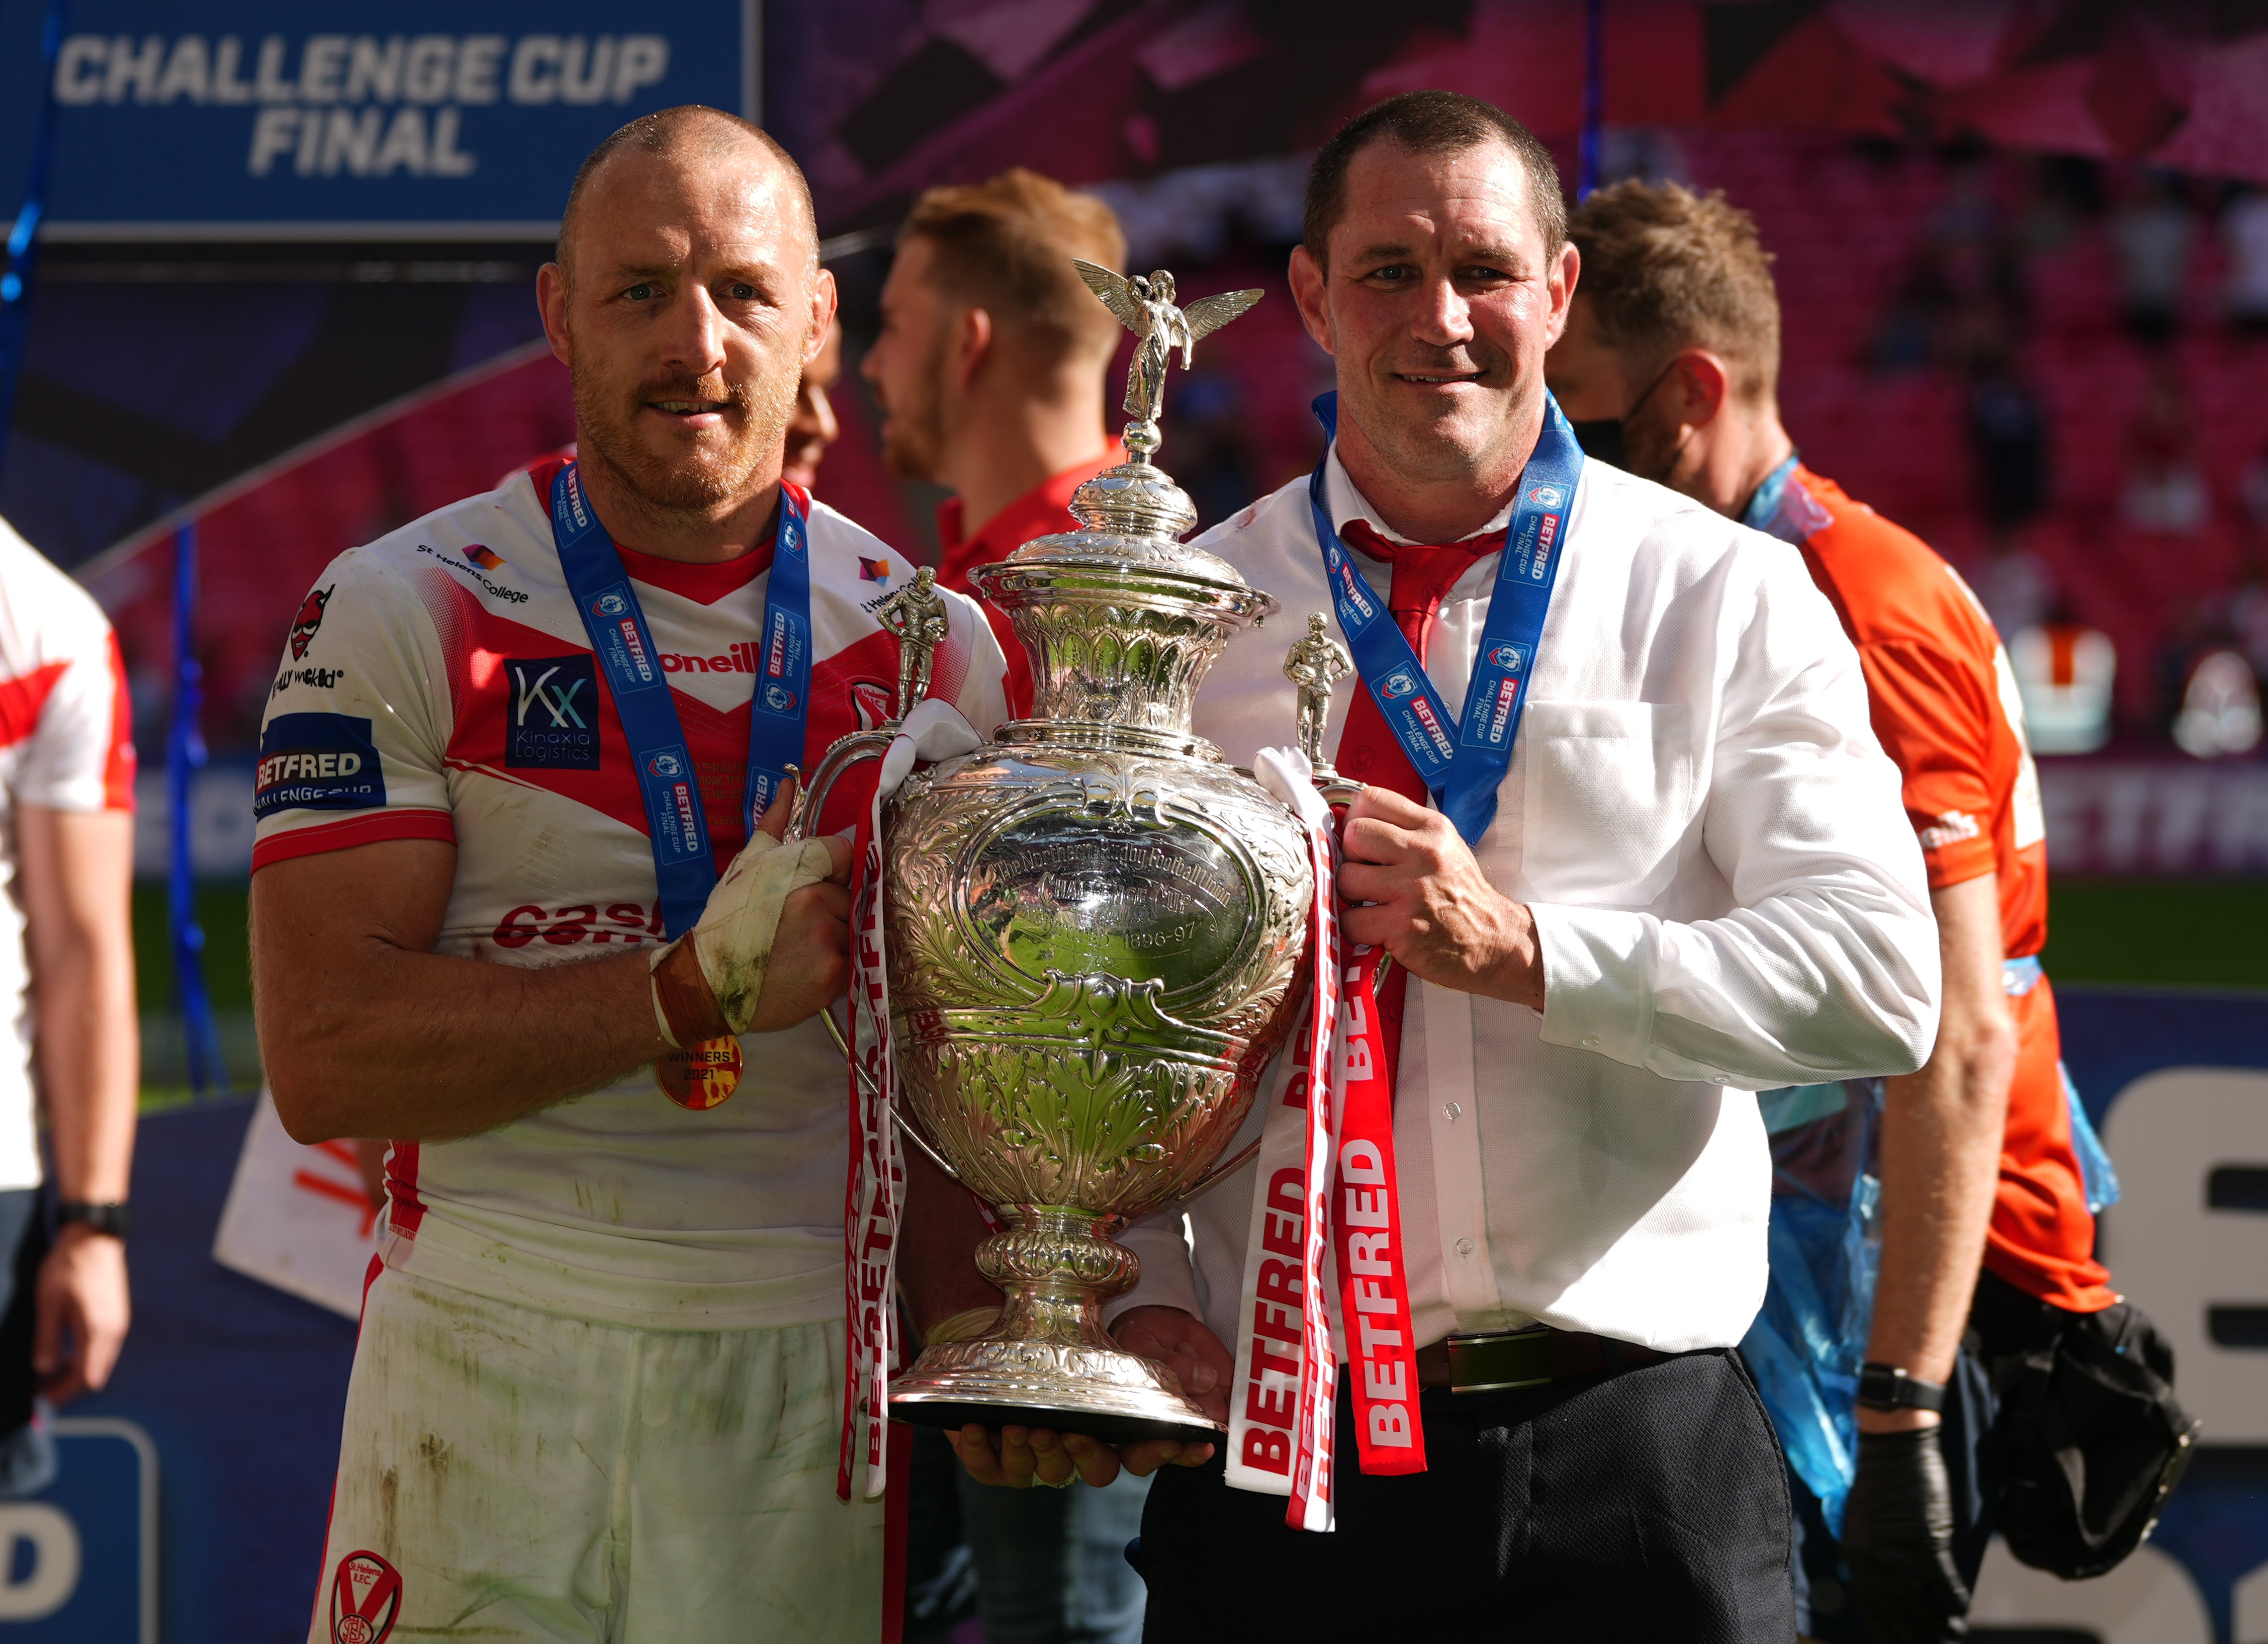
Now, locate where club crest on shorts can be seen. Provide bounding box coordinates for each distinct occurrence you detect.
[330,1549,402,1644]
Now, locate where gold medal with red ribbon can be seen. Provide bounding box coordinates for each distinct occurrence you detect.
[655,1036,743,1109]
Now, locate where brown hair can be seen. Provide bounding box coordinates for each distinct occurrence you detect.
[1304,91,1566,267]
[559,105,815,279]
[1566,180,1781,402]
[900,168,1128,364]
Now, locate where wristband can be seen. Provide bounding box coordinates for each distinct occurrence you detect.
[56,1200,130,1240]
[650,937,730,1049]
[1857,1361,1946,1413]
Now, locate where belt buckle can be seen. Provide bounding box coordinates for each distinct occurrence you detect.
[1445,1326,1553,1394]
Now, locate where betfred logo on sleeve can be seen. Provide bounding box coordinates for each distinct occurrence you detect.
[255,713,387,820]
[505,655,601,771]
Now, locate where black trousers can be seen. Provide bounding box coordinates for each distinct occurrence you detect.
[1138,1347,1794,1641]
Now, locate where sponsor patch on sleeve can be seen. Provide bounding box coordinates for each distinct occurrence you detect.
[255,713,387,821]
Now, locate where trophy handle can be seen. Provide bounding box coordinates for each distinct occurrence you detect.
[818,1004,977,1188]
[789,727,985,1195]
[783,729,896,841]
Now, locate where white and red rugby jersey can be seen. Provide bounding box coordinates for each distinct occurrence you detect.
[252,461,1011,1329]
[0,516,134,1192]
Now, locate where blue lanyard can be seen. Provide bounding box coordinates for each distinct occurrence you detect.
[1740,454,1802,538]
[548,463,812,938]
[1306,391,1582,845]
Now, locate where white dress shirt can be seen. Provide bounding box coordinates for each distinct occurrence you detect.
[1113,449,1940,1354]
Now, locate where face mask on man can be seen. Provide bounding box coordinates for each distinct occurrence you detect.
[1565,356,1683,473]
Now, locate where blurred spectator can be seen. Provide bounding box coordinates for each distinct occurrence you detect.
[1967,350,2050,533]
[2109,172,2194,345]
[1977,536,2056,639]
[2222,185,2268,331]
[1870,247,1954,373]
[0,516,139,1494]
[1162,370,1258,531]
[2172,650,2264,758]
[1596,126,1691,189]
[2120,364,2209,535]
[781,319,844,491]
[2010,620,2117,754]
[2242,439,2268,534]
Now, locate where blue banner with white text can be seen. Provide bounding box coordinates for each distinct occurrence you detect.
[0,0,755,237]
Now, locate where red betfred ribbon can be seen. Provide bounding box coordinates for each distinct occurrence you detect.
[1330,942,1424,1476]
[839,786,903,1505]
[1224,763,1425,1530]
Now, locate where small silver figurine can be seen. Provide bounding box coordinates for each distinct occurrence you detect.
[1283,612,1353,774]
[875,565,951,720]
[1073,261,1261,457]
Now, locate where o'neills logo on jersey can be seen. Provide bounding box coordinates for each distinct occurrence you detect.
[1409,696,1454,759]
[330,1549,402,1644]
[506,655,600,771]
[660,642,762,675]
[255,713,387,820]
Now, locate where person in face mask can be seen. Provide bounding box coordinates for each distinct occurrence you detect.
[1549,181,2123,1644]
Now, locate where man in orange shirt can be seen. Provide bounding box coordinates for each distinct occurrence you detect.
[859,167,1151,1644]
[1550,181,2118,1643]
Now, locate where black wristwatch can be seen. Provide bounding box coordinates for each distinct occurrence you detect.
[56,1200,130,1241]
[1857,1361,1945,1413]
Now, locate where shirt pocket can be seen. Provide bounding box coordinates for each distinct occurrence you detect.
[1518,701,1695,905]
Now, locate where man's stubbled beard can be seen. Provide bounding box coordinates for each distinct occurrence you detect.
[877,327,952,484]
[573,357,797,515]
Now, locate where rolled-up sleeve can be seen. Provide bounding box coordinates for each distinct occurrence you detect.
[1533,548,1940,1089]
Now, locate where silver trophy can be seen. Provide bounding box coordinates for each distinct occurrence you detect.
[794,265,1311,1441]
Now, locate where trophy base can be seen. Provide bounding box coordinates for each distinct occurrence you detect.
[889,1337,1225,1447]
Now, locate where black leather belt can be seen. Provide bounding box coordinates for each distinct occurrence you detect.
[1415,1327,1671,1393]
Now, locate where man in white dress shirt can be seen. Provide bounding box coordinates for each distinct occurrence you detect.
[949,91,1941,1637]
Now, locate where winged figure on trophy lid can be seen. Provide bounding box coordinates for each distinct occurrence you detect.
[1072,260,1261,458]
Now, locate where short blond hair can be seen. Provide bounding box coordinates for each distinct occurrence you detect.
[1567,181,1780,402]
[901,168,1127,365]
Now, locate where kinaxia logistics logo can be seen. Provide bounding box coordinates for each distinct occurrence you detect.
[255,713,387,820]
[505,655,600,772]
[290,584,333,659]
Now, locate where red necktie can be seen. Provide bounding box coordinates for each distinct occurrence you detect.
[1326,516,1505,1084]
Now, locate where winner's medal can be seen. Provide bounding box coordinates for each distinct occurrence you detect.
[656,1036,743,1109]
